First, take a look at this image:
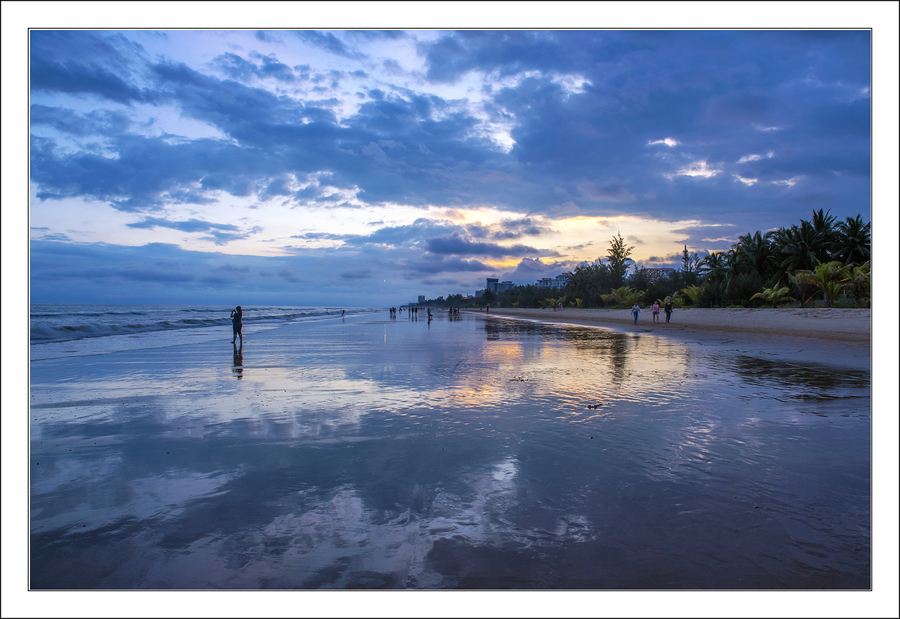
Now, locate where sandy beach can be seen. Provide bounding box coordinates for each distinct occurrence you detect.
[475,307,871,370]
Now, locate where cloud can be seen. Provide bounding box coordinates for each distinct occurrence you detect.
[425,234,542,258]
[577,180,635,203]
[666,161,721,180]
[127,217,240,233]
[212,52,296,83]
[499,257,573,284]
[27,29,873,303]
[293,31,364,59]
[737,151,774,164]
[649,138,679,147]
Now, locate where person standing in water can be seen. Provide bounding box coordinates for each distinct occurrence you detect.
[230,306,243,344]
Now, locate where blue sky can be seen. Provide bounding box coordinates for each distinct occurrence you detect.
[9,6,894,307]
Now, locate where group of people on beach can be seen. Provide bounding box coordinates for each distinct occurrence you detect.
[631,299,674,325]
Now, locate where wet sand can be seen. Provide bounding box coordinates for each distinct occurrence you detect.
[476,308,871,370]
[26,310,875,608]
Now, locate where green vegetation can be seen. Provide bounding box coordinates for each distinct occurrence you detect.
[418,209,870,310]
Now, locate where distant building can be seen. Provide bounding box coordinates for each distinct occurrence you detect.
[644,268,675,283]
[485,277,499,293]
[536,274,569,288]
[474,289,485,298]
[418,295,426,304]
[498,281,514,292]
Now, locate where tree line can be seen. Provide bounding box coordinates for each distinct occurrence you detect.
[456,209,870,310]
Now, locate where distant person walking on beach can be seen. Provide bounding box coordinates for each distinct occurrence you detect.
[651,301,660,323]
[230,306,243,344]
[664,299,673,323]
[631,303,640,325]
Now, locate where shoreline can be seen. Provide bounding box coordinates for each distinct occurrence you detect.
[467,307,871,370]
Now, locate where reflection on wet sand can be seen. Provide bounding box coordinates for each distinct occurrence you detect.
[30,312,870,589]
[232,342,243,378]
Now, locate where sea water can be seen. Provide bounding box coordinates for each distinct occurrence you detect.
[29,304,380,361]
[28,310,870,589]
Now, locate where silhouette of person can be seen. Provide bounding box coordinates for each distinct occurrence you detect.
[231,306,243,344]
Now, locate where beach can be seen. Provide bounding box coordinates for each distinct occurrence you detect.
[29,307,871,590]
[479,307,871,370]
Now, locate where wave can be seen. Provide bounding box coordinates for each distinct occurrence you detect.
[30,306,380,344]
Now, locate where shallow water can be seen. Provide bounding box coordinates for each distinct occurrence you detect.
[29,311,870,589]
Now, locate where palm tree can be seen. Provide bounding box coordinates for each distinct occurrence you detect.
[833,214,871,266]
[788,270,817,307]
[791,260,849,308]
[842,261,870,306]
[734,231,777,282]
[699,252,727,285]
[770,220,829,276]
[810,208,839,260]
[750,286,796,308]
[605,286,644,307]
[679,284,707,306]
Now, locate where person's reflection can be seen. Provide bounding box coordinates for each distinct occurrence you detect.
[232,342,243,378]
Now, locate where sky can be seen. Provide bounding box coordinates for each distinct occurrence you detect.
[19,20,881,307]
[5,5,900,617]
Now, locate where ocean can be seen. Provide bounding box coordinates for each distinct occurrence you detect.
[29,304,381,361]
